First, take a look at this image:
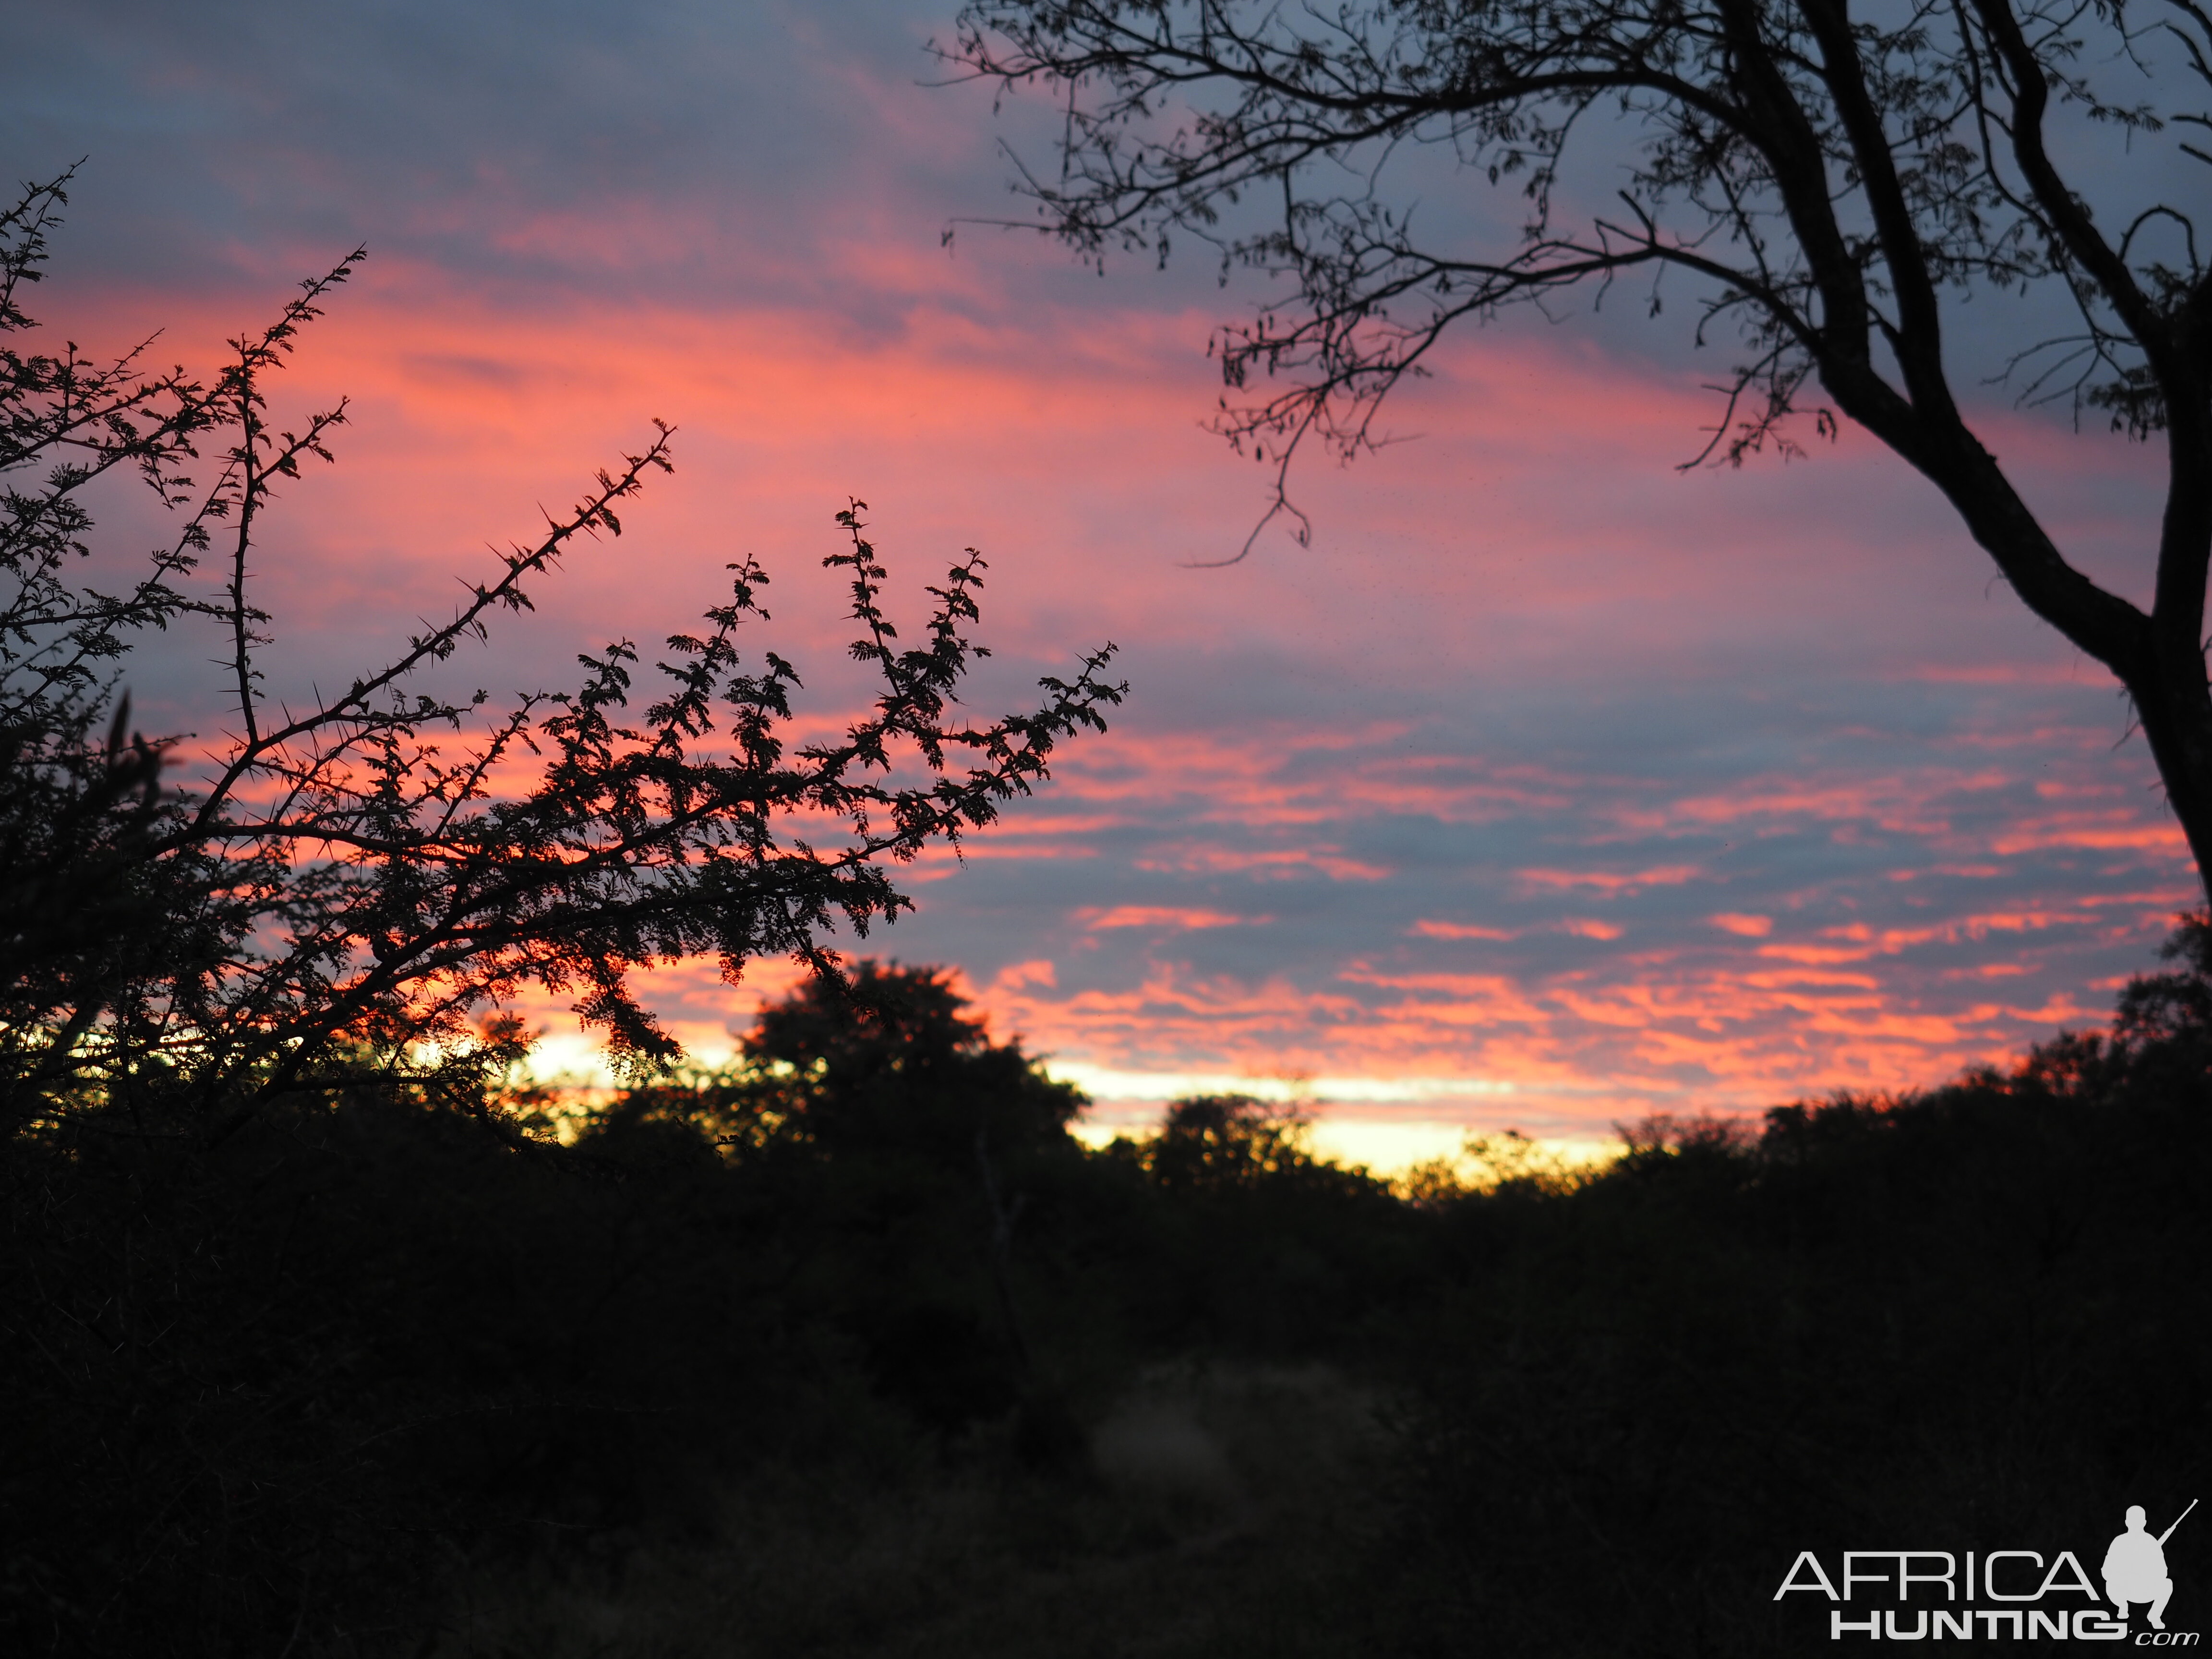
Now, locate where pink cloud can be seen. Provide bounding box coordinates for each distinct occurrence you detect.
[1558,918,1626,940]
[43,213,2188,1143]
[1078,906,1269,931]
[1515,866,1703,896]
[1410,920,1521,941]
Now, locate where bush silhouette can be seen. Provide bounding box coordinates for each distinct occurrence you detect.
[0,169,1121,1139]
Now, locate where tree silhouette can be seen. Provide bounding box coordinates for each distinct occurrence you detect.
[588,962,1093,1433]
[0,171,1124,1137]
[947,0,2212,887]
[734,959,1086,1165]
[1142,1092,1320,1191]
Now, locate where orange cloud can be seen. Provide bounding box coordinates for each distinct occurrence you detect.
[1558,918,1625,940]
[1709,913,1773,937]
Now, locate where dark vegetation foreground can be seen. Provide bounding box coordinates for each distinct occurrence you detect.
[7,942,2212,1658]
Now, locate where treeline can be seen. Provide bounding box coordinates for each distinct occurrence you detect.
[0,963,1426,1654]
[8,938,2212,1656]
[1389,925,2212,1655]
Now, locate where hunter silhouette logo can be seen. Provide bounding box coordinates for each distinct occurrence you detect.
[1776,1499,2199,1642]
[2108,1501,2195,1632]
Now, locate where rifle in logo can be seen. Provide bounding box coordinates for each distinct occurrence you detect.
[2107,1500,2196,1631]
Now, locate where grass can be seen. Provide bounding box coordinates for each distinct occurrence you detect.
[422,1360,1403,1659]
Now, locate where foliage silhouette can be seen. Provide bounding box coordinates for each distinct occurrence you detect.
[10,919,2212,1655]
[1141,1092,1320,1191]
[586,962,1093,1437]
[947,0,2212,890]
[732,959,1086,1164]
[1384,931,2212,1656]
[0,169,1124,1137]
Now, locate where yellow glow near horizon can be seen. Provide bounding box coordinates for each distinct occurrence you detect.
[514,1032,1624,1175]
[1040,1061,1518,1104]
[1067,1116,1620,1178]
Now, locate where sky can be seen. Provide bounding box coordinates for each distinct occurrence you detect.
[3,0,2196,1165]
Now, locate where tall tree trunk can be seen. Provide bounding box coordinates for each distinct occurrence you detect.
[2131,662,2212,901]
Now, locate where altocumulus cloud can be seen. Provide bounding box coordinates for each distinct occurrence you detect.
[1,0,2190,1154]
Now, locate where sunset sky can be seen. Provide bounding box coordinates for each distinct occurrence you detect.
[5,0,2192,1164]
